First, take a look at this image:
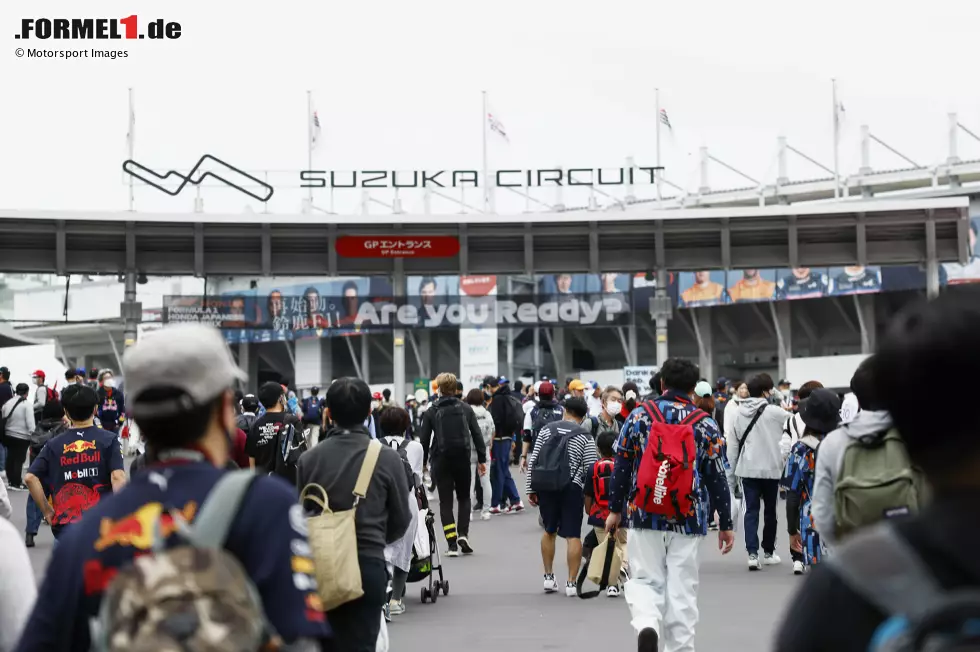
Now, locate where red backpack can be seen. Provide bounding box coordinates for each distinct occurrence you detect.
[636,400,707,520]
[589,458,615,521]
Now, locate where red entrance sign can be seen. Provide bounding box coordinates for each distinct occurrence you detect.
[335,235,460,258]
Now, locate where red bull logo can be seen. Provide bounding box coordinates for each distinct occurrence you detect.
[93,501,197,552]
[61,451,101,465]
[63,439,97,454]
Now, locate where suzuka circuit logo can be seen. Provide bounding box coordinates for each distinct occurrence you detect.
[122,155,275,202]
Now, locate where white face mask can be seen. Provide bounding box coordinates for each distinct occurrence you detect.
[606,401,622,416]
[103,378,115,389]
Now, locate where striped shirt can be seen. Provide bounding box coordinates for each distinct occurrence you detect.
[525,420,599,495]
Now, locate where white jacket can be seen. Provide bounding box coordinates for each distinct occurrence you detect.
[1,396,35,441]
[470,405,495,463]
[811,409,892,548]
[723,396,746,443]
[780,412,805,461]
[726,397,789,483]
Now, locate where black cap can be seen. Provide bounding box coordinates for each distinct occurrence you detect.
[311,385,320,392]
[0,366,8,378]
[799,388,842,434]
[778,379,791,386]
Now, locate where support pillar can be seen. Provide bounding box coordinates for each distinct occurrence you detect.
[853,294,876,354]
[692,308,714,382]
[360,333,371,384]
[392,264,406,403]
[550,328,569,381]
[293,339,333,391]
[121,271,141,348]
[237,342,259,392]
[926,215,940,299]
[506,277,515,380]
[627,325,638,367]
[653,269,670,365]
[771,302,792,382]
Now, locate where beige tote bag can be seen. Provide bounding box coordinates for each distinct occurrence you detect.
[300,439,382,612]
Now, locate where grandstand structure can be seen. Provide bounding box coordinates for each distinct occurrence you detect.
[1,116,978,399]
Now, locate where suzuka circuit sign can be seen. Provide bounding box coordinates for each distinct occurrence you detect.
[336,236,460,258]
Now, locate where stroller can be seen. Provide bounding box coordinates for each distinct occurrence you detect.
[408,484,448,604]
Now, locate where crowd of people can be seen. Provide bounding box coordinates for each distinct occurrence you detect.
[0,285,976,651]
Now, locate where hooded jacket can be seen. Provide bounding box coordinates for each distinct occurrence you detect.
[470,405,495,464]
[723,395,746,444]
[811,409,892,548]
[1,394,35,441]
[726,397,790,484]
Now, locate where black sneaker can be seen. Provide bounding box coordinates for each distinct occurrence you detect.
[25,533,35,548]
[446,542,460,557]
[458,537,474,555]
[638,628,659,652]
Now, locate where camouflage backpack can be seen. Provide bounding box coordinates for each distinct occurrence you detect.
[91,471,279,652]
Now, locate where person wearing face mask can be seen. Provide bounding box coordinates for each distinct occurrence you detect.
[245,381,303,474]
[597,386,623,438]
[617,382,641,427]
[96,370,126,435]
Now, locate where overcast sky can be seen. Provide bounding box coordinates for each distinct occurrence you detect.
[3,0,980,216]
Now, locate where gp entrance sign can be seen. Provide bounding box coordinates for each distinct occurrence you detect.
[624,365,657,387]
[335,235,460,258]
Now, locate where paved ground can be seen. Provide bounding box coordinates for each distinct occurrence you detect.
[8,477,800,651]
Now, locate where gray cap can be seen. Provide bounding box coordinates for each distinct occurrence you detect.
[123,323,246,420]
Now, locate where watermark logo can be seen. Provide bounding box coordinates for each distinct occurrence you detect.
[15,16,181,40]
[122,155,275,202]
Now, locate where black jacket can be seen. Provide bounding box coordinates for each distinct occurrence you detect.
[775,490,980,651]
[0,381,12,406]
[489,385,523,441]
[417,396,487,466]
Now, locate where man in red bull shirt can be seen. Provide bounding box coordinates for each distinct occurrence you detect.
[24,384,126,540]
[15,323,330,651]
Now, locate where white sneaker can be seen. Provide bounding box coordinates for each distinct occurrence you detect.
[389,600,406,615]
[748,554,760,571]
[793,560,805,575]
[543,574,558,593]
[565,581,577,597]
[480,510,491,521]
[606,585,620,598]
[764,552,782,566]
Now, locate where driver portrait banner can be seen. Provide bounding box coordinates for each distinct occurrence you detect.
[163,293,631,334]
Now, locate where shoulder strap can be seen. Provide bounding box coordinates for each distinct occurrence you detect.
[640,399,665,424]
[186,470,257,549]
[681,410,709,427]
[398,438,410,452]
[737,405,766,448]
[829,524,945,619]
[353,439,383,502]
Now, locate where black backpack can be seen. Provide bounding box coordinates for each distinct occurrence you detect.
[531,404,563,440]
[237,413,257,434]
[530,423,579,493]
[274,423,308,483]
[384,436,418,490]
[433,401,471,455]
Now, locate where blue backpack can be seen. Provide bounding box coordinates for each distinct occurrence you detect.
[830,524,980,651]
[302,397,322,424]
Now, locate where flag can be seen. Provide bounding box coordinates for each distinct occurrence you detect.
[659,108,672,130]
[311,109,322,150]
[487,109,509,143]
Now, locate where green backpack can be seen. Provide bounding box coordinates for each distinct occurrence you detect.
[834,428,929,540]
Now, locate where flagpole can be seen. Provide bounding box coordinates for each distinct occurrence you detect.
[482,90,490,213]
[307,90,313,207]
[655,87,663,205]
[832,78,840,199]
[128,87,134,211]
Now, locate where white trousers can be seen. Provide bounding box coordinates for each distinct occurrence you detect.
[625,529,702,652]
[470,450,492,512]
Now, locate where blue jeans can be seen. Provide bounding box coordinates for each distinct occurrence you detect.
[490,439,521,508]
[26,497,43,535]
[742,477,779,555]
[0,442,6,473]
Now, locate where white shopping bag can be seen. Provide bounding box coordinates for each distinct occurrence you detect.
[376,612,389,652]
[731,491,746,532]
